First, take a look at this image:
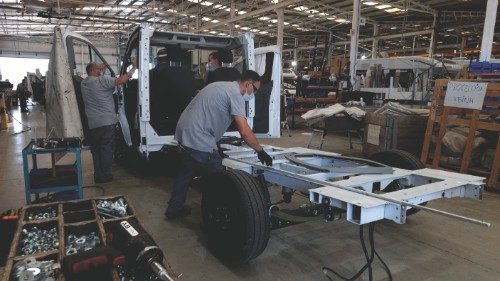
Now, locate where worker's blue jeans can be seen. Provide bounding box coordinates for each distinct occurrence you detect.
[166,145,223,216]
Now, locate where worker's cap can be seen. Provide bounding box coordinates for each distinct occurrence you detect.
[157,48,168,58]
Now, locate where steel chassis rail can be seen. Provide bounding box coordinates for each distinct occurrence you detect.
[221,145,489,227]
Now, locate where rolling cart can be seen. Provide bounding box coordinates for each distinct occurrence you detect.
[22,138,83,204]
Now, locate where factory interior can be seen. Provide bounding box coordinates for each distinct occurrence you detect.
[0,0,499,280]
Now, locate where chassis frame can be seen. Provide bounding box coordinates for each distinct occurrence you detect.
[220,144,485,226]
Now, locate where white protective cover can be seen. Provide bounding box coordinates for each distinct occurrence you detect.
[45,27,83,139]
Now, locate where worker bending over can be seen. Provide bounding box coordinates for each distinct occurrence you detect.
[166,70,273,219]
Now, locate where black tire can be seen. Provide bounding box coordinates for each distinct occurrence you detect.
[368,149,426,215]
[368,149,423,170]
[202,170,270,263]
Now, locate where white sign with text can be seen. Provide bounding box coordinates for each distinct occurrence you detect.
[444,81,488,110]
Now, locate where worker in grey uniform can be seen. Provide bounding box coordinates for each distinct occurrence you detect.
[81,58,137,183]
[165,70,273,219]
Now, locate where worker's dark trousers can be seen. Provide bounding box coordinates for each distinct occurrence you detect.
[166,145,223,216]
[19,97,28,112]
[89,124,116,181]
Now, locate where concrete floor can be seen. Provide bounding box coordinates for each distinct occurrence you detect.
[1,105,500,281]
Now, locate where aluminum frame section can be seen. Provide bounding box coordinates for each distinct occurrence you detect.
[221,145,485,226]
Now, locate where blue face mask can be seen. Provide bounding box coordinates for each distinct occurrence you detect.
[243,92,255,101]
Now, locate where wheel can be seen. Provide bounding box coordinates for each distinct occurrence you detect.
[202,170,270,263]
[368,149,426,215]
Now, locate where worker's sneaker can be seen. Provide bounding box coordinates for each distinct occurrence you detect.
[165,206,191,220]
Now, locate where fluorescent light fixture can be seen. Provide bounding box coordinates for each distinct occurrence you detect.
[238,11,247,15]
[209,31,217,34]
[327,16,336,20]
[211,19,219,23]
[363,1,378,6]
[213,4,222,8]
[375,4,391,9]
[200,1,213,6]
[259,16,270,20]
[292,24,299,27]
[284,22,290,25]
[202,17,211,21]
[294,6,309,11]
[251,29,260,33]
[235,25,240,28]
[335,18,347,23]
[385,7,401,13]
[270,19,278,23]
[361,55,366,59]
[259,31,269,34]
[390,26,397,30]
[241,26,250,30]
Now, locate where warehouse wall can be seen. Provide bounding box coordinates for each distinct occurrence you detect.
[0,36,121,74]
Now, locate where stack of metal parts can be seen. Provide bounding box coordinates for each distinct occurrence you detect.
[26,208,57,221]
[11,257,59,281]
[97,198,128,218]
[19,227,58,255]
[65,232,101,255]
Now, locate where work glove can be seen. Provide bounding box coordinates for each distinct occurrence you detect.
[257,149,273,166]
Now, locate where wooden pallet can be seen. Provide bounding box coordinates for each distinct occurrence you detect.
[420,79,500,190]
[2,196,177,281]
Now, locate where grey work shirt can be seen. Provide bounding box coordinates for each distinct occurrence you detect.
[81,76,117,130]
[175,81,246,152]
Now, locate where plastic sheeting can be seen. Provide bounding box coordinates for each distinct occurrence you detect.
[45,27,83,139]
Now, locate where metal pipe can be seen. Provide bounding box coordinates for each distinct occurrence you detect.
[349,0,361,86]
[479,0,498,61]
[228,157,491,228]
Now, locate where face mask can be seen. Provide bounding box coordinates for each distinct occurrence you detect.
[243,92,254,101]
[206,62,215,72]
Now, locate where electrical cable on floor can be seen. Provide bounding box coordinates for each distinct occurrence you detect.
[322,223,392,281]
[7,112,32,135]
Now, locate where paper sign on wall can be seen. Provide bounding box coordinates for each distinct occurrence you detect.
[367,124,381,146]
[444,81,488,110]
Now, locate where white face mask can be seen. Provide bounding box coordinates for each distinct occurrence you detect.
[243,92,254,101]
[206,62,216,72]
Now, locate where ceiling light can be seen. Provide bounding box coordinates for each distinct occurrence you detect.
[251,29,260,32]
[200,1,213,6]
[390,26,397,30]
[259,31,269,34]
[209,31,217,34]
[294,6,309,11]
[284,22,290,25]
[327,17,336,20]
[375,4,391,9]
[363,1,379,6]
[241,26,250,30]
[238,11,247,15]
[292,24,299,27]
[385,7,401,13]
[202,17,211,21]
[270,19,278,23]
[335,18,347,23]
[259,16,270,20]
[211,19,219,23]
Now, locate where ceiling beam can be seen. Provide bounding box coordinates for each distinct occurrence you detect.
[194,0,303,32]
